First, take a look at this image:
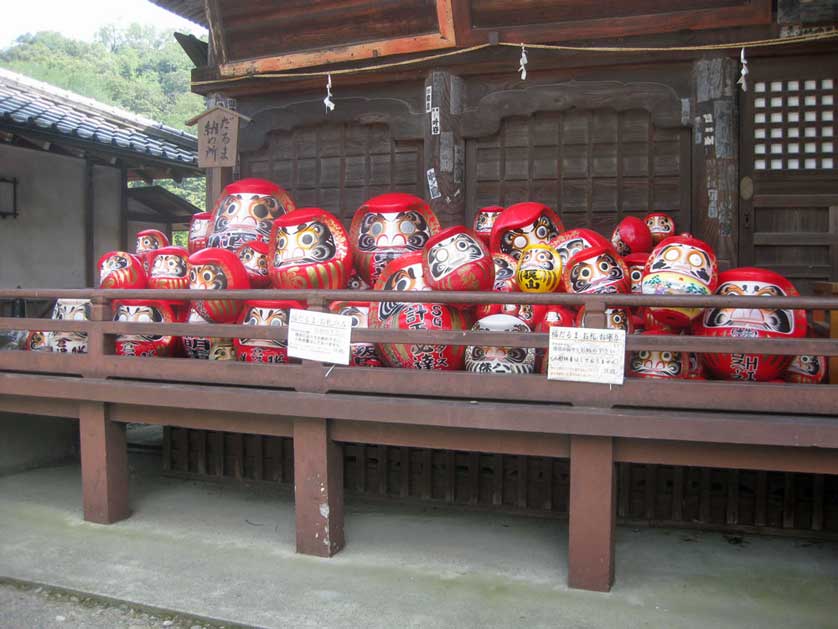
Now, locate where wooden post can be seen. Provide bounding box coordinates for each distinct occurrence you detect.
[691,56,739,270]
[423,70,466,228]
[568,435,616,592]
[293,418,345,557]
[79,401,130,524]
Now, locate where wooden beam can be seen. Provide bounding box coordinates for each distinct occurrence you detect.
[79,401,130,524]
[204,0,228,65]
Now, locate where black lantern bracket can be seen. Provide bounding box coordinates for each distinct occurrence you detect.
[0,177,18,219]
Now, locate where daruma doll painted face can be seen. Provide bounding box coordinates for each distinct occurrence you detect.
[575,306,633,333]
[98,251,146,289]
[489,202,564,260]
[368,252,430,326]
[269,208,351,289]
[694,267,806,381]
[208,178,295,251]
[350,192,440,286]
[472,205,504,246]
[549,228,611,267]
[627,329,687,379]
[516,243,563,293]
[147,246,189,290]
[562,244,629,295]
[784,354,827,384]
[188,212,212,254]
[623,253,649,294]
[644,212,676,245]
[136,229,168,254]
[187,247,250,323]
[611,216,653,256]
[465,314,535,374]
[236,239,270,288]
[234,300,304,364]
[113,299,183,357]
[330,301,382,368]
[641,234,718,329]
[423,226,494,292]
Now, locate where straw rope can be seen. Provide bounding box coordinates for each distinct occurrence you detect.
[191,29,838,86]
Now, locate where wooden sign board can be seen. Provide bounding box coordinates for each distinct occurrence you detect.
[547,326,626,385]
[197,107,238,168]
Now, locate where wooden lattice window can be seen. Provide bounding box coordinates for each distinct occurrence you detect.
[466,110,690,235]
[753,78,836,172]
[241,124,424,226]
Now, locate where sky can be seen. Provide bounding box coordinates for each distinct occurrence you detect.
[0,0,206,48]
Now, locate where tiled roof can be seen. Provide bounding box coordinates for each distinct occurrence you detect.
[0,68,198,168]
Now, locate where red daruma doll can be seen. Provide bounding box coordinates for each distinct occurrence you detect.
[472,205,504,246]
[641,234,718,329]
[207,178,295,251]
[422,226,494,292]
[693,267,806,381]
[188,212,212,254]
[234,300,304,364]
[147,246,189,290]
[135,229,169,273]
[236,239,271,288]
[611,216,653,256]
[489,202,564,260]
[368,253,468,370]
[350,192,441,286]
[627,329,688,379]
[113,299,184,357]
[187,247,250,323]
[269,208,351,289]
[562,244,630,295]
[644,212,676,245]
[98,251,146,289]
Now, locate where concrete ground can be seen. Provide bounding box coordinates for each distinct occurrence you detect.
[0,453,836,629]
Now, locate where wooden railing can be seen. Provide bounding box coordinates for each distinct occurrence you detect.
[0,287,837,592]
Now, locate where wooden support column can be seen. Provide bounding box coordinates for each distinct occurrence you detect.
[568,435,616,592]
[293,418,345,557]
[691,56,739,270]
[423,70,466,228]
[79,401,130,524]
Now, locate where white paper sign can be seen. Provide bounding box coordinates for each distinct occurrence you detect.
[547,326,625,385]
[287,309,352,365]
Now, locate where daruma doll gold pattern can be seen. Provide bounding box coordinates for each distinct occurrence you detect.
[422,226,494,292]
[187,247,250,323]
[147,246,189,290]
[269,208,351,289]
[350,192,441,286]
[98,251,147,289]
[516,243,562,293]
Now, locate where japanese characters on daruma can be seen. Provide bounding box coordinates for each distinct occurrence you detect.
[86,176,826,382]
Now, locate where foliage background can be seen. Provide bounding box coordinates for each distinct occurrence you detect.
[0,25,206,209]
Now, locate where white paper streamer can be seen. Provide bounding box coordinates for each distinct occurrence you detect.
[737,47,749,92]
[518,43,528,81]
[324,73,335,112]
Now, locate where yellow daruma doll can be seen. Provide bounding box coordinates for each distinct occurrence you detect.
[516,243,563,293]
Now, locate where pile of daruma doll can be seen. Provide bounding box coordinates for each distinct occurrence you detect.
[35,177,825,384]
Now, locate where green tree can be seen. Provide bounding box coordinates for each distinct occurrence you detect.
[1,25,206,208]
